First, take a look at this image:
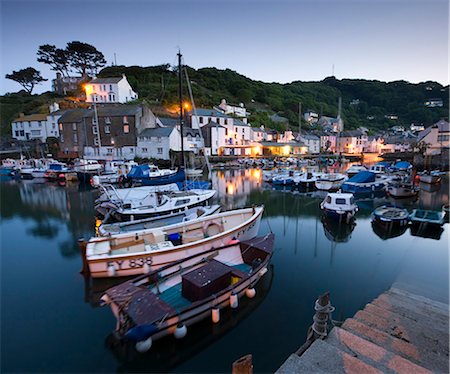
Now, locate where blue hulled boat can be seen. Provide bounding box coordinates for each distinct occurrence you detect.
[341,171,386,194]
[121,165,185,188]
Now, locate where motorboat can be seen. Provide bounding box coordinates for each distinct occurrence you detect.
[75,159,103,183]
[346,164,368,178]
[185,168,203,176]
[94,184,215,221]
[390,161,412,172]
[418,171,441,184]
[99,233,274,352]
[81,206,265,278]
[320,191,358,222]
[98,205,221,236]
[315,173,347,191]
[121,164,185,187]
[341,171,386,194]
[294,171,320,189]
[96,161,138,184]
[369,162,390,174]
[386,181,419,198]
[44,162,72,180]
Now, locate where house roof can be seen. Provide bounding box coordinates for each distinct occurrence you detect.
[58,109,89,123]
[300,134,320,140]
[138,127,174,138]
[418,120,449,141]
[159,117,179,127]
[84,104,141,117]
[13,113,48,122]
[233,118,249,127]
[190,108,229,118]
[89,77,123,84]
[183,127,201,137]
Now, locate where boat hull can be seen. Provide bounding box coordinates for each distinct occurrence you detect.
[87,207,264,278]
[419,175,441,184]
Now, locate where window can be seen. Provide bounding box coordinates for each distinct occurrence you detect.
[93,126,98,134]
[326,196,332,203]
[60,133,64,142]
[31,130,40,136]
[92,117,97,125]
[142,147,148,153]
[225,129,228,136]
[15,131,19,137]
[103,85,106,91]
[73,133,78,143]
[20,130,24,136]
[242,128,245,133]
[52,123,56,129]
[157,147,163,154]
[94,138,99,146]
[39,121,43,127]
[107,148,113,155]
[199,117,203,124]
[72,123,77,131]
[105,125,110,134]
[175,199,190,206]
[225,119,228,125]
[235,127,238,133]
[109,84,113,91]
[105,117,111,124]
[123,116,129,124]
[336,198,346,205]
[59,123,63,131]
[130,148,134,153]
[123,124,129,133]
[438,135,449,141]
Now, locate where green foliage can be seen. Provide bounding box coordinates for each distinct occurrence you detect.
[5,68,47,94]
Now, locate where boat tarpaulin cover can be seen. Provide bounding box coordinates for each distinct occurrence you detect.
[348,171,376,183]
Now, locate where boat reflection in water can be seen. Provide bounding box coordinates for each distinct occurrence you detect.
[103,265,274,373]
[419,181,441,193]
[409,222,444,240]
[371,221,408,240]
[321,215,356,243]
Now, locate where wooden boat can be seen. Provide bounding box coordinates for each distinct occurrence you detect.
[371,205,409,228]
[94,184,215,221]
[82,206,264,278]
[320,191,358,222]
[98,205,221,236]
[100,233,274,352]
[386,182,419,198]
[315,173,347,191]
[409,209,445,226]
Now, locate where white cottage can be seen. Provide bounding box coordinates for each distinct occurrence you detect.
[85,74,138,103]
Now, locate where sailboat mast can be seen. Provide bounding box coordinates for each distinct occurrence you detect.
[178,51,185,168]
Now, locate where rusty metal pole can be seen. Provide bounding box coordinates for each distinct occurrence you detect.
[232,354,253,374]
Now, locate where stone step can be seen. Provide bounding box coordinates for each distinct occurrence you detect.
[327,327,432,374]
[343,316,449,373]
[389,287,449,317]
[353,304,449,360]
[371,294,449,333]
[276,339,383,374]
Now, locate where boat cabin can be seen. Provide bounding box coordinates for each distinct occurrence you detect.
[323,192,355,208]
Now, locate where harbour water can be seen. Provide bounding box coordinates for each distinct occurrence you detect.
[1,168,448,372]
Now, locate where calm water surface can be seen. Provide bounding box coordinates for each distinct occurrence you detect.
[1,168,449,373]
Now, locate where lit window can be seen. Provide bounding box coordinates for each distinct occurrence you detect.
[123,124,129,133]
[72,123,76,131]
[73,133,78,143]
[105,117,111,124]
[59,123,63,131]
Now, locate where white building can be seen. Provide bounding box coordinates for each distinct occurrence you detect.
[85,74,138,103]
[337,131,368,154]
[250,127,266,142]
[11,103,64,142]
[304,111,319,124]
[299,134,320,154]
[217,99,249,119]
[201,122,227,156]
[318,133,337,153]
[417,120,450,155]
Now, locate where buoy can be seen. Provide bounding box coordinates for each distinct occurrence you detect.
[99,294,110,307]
[245,288,256,299]
[230,293,239,309]
[174,323,187,339]
[135,337,152,353]
[212,307,220,323]
[107,264,117,277]
[143,263,151,274]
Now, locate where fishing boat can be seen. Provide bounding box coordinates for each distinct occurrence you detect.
[98,205,221,236]
[341,171,386,194]
[81,206,264,278]
[386,181,419,198]
[320,191,358,222]
[75,159,104,183]
[346,164,368,178]
[321,215,356,242]
[418,172,442,184]
[315,173,347,191]
[294,172,320,189]
[369,162,390,174]
[44,162,72,180]
[94,185,215,221]
[121,164,185,188]
[271,170,301,186]
[371,205,409,228]
[390,161,412,172]
[409,209,445,227]
[99,233,274,352]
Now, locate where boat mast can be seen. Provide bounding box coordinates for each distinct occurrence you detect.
[178,51,185,169]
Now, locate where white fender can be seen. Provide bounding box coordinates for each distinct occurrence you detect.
[174,323,187,339]
[107,264,117,277]
[245,288,256,299]
[135,337,152,353]
[230,293,239,309]
[212,307,220,323]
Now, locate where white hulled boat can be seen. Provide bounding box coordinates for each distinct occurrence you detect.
[315,173,347,191]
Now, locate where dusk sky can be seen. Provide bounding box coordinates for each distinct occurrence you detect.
[1,0,448,94]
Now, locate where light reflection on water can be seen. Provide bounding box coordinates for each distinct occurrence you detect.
[1,168,448,373]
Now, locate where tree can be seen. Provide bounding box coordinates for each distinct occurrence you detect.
[66,41,106,76]
[5,67,47,94]
[37,44,70,77]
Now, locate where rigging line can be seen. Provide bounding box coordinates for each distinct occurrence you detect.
[184,66,212,176]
